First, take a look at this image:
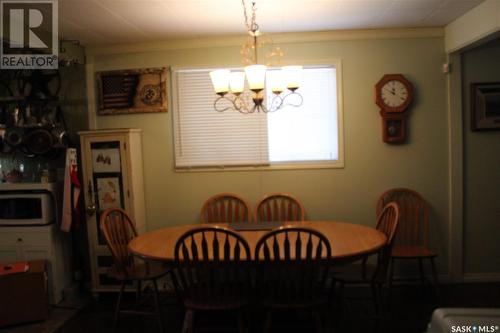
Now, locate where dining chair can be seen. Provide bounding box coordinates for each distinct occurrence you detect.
[173,226,252,333]
[200,192,252,223]
[376,188,439,295]
[332,202,400,331]
[254,193,305,222]
[100,208,169,333]
[254,226,332,333]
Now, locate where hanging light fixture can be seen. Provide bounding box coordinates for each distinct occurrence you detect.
[209,1,303,114]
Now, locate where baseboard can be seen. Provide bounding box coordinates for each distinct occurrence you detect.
[463,273,500,283]
[389,273,500,284]
[388,273,451,284]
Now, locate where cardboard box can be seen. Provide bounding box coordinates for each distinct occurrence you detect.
[0,260,49,327]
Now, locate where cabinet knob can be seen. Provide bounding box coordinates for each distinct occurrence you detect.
[17,238,23,242]
[87,204,96,216]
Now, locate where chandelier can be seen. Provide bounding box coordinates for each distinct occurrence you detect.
[209,1,303,114]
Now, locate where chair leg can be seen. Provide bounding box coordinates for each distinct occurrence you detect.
[181,309,194,333]
[152,279,165,333]
[370,282,380,318]
[112,281,126,333]
[387,258,395,309]
[418,258,426,288]
[429,257,441,305]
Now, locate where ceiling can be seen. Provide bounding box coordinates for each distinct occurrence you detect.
[59,0,485,46]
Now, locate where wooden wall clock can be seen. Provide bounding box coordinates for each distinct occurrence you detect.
[374,74,414,143]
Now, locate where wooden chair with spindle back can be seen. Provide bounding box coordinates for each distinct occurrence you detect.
[333,202,400,331]
[100,208,169,333]
[376,188,439,295]
[200,193,252,223]
[173,226,252,333]
[255,193,305,222]
[254,226,332,333]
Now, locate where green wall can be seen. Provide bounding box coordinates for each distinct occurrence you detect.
[461,38,500,274]
[87,34,449,273]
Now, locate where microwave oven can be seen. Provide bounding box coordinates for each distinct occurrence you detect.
[0,184,58,226]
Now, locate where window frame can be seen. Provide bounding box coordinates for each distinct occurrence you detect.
[170,59,344,172]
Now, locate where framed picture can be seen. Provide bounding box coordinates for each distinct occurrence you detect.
[96,177,122,211]
[92,148,121,173]
[96,67,168,115]
[471,82,500,131]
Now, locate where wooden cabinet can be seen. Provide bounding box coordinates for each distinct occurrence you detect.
[0,224,72,304]
[79,129,146,293]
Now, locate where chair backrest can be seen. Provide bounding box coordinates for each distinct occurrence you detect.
[376,202,400,246]
[376,188,429,248]
[254,226,331,305]
[200,193,251,223]
[372,202,400,281]
[100,208,138,275]
[174,226,252,306]
[255,193,305,222]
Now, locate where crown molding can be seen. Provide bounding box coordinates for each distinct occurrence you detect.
[86,27,444,56]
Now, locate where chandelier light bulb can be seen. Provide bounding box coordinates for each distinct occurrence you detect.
[229,72,245,94]
[283,65,303,90]
[268,69,286,94]
[209,69,231,94]
[244,64,267,91]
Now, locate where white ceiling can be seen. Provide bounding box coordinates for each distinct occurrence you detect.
[59,0,486,46]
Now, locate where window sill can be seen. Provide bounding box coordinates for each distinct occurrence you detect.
[174,161,345,173]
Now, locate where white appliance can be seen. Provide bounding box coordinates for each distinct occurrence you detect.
[0,182,61,226]
[0,182,70,304]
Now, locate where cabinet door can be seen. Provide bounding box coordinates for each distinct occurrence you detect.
[0,245,21,262]
[81,133,134,292]
[83,139,130,248]
[21,245,51,261]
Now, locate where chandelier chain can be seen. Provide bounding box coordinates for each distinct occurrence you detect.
[241,0,259,35]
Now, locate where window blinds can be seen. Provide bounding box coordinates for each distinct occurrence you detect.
[267,67,338,162]
[172,68,269,168]
[172,65,340,169]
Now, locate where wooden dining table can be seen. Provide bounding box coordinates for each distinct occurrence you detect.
[128,221,387,263]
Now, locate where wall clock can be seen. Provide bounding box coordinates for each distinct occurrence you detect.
[375,74,414,143]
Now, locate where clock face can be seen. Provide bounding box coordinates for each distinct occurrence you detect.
[381,80,409,108]
[140,84,161,105]
[375,74,413,113]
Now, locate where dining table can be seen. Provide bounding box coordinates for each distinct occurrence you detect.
[128,221,387,264]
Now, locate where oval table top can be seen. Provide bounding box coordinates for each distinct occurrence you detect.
[128,221,387,263]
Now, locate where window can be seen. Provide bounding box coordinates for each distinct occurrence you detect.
[172,63,343,170]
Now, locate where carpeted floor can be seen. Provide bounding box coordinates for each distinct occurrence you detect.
[50,282,500,333]
[0,298,87,333]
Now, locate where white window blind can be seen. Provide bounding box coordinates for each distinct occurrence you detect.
[267,67,338,162]
[172,65,342,169]
[173,68,269,168]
